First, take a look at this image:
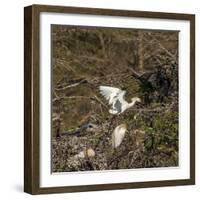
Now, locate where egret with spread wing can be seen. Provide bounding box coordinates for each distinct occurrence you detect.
[99,86,141,114]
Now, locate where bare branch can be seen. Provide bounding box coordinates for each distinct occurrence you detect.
[93,95,108,109]
[145,33,177,61]
[55,79,86,91]
[53,96,91,102]
[53,90,59,98]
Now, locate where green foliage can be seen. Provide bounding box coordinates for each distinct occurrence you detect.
[143,112,178,167]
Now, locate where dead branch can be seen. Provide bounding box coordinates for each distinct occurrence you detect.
[78,55,109,62]
[53,96,91,102]
[92,95,108,109]
[55,59,76,72]
[129,107,168,113]
[145,33,177,61]
[55,79,87,91]
[53,95,108,110]
[53,90,59,98]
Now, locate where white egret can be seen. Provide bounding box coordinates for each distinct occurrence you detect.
[99,86,141,114]
[112,124,127,149]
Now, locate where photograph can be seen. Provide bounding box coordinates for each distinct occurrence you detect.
[24,5,195,194]
[51,25,179,173]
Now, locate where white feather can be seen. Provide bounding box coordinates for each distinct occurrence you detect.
[112,124,127,148]
[99,86,141,114]
[99,86,120,105]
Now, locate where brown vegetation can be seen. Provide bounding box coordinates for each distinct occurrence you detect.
[51,25,179,172]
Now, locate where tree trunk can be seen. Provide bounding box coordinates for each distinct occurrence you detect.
[138,32,144,70]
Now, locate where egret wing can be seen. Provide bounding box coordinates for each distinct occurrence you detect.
[117,90,127,104]
[99,86,121,105]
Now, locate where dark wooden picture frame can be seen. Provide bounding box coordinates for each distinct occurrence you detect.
[24,4,195,194]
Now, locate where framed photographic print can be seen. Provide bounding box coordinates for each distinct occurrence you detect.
[24,4,195,194]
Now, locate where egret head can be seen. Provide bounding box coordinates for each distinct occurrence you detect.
[131,97,141,103]
[85,123,98,132]
[119,123,127,130]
